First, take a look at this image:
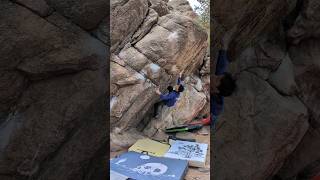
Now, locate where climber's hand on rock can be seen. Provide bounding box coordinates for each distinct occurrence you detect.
[155,87,161,95]
[179,71,183,78]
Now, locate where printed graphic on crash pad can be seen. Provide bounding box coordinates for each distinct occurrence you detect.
[164,140,208,167]
[110,151,188,180]
[110,170,129,180]
[128,138,170,157]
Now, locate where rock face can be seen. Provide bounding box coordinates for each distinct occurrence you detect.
[110,0,209,150]
[268,55,298,96]
[214,72,308,179]
[276,39,320,179]
[13,0,52,17]
[213,0,296,60]
[110,0,149,53]
[45,0,108,30]
[213,0,320,179]
[0,0,107,179]
[148,0,170,17]
[135,14,208,75]
[287,0,320,44]
[168,0,198,19]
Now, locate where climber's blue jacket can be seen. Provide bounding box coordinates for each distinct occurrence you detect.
[211,50,228,117]
[160,92,180,107]
[160,77,182,107]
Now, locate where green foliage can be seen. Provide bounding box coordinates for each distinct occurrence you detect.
[194,0,209,44]
[194,0,209,30]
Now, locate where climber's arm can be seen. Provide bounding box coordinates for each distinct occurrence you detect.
[156,86,175,100]
[211,95,224,116]
[215,27,236,75]
[160,93,175,101]
[177,77,182,85]
[155,87,161,95]
[177,71,183,85]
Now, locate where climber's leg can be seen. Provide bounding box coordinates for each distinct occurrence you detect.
[153,101,165,118]
[211,114,218,131]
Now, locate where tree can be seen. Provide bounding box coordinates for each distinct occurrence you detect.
[194,0,209,30]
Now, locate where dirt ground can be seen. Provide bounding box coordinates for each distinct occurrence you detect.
[110,126,210,180]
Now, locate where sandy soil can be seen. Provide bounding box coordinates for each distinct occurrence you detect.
[110,126,211,180]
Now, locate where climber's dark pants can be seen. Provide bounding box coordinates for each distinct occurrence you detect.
[153,101,166,117]
[211,114,218,130]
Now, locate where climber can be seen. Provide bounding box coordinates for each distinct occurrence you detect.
[211,29,237,130]
[153,72,185,118]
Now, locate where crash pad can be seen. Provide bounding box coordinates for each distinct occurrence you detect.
[110,151,188,180]
[128,138,170,157]
[110,170,129,180]
[164,140,208,167]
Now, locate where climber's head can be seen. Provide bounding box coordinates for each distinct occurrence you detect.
[212,72,236,97]
[167,86,174,92]
[175,84,184,93]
